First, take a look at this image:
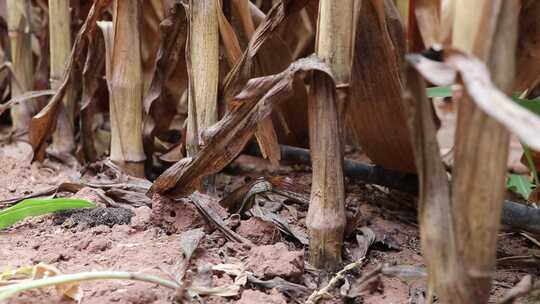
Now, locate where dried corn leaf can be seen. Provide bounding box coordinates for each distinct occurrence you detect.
[140,0,164,93]
[0,89,55,116]
[79,28,106,162]
[217,0,242,67]
[219,178,272,214]
[413,0,440,48]
[514,0,540,91]
[439,0,454,44]
[189,192,253,246]
[29,0,112,158]
[176,228,205,281]
[222,0,313,164]
[148,56,331,198]
[232,0,256,39]
[143,3,188,157]
[32,263,82,303]
[348,0,416,173]
[404,0,520,301]
[450,1,518,301]
[401,59,462,303]
[278,6,315,60]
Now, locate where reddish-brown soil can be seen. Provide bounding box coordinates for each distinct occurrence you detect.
[1,140,539,304]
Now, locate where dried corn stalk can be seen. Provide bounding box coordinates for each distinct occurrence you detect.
[109,0,145,176]
[49,0,75,153]
[6,0,36,130]
[402,1,523,301]
[401,59,462,303]
[449,1,519,301]
[186,0,219,157]
[306,0,352,269]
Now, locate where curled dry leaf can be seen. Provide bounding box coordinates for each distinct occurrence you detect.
[217,176,309,244]
[175,228,205,281]
[352,227,376,261]
[29,0,112,159]
[189,192,253,246]
[32,263,83,303]
[218,175,311,207]
[148,56,332,198]
[219,177,272,214]
[187,263,251,298]
[251,204,309,245]
[408,50,540,151]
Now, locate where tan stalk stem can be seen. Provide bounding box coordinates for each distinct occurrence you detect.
[186,0,219,157]
[6,0,35,131]
[306,0,353,269]
[186,0,219,192]
[49,0,75,153]
[110,0,145,177]
[450,0,518,302]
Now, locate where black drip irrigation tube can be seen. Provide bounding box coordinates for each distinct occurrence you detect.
[245,143,540,236]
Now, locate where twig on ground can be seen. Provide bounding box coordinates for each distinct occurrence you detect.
[305,258,365,304]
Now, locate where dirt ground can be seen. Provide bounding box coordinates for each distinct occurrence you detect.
[1,140,540,304]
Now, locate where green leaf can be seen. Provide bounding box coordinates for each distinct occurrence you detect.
[522,143,539,185]
[512,96,540,117]
[506,174,535,200]
[426,86,452,98]
[0,198,96,230]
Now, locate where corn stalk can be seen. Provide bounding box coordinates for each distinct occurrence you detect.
[186,0,220,192]
[186,0,219,157]
[6,0,35,131]
[49,0,74,153]
[109,0,145,176]
[449,0,519,301]
[306,0,353,269]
